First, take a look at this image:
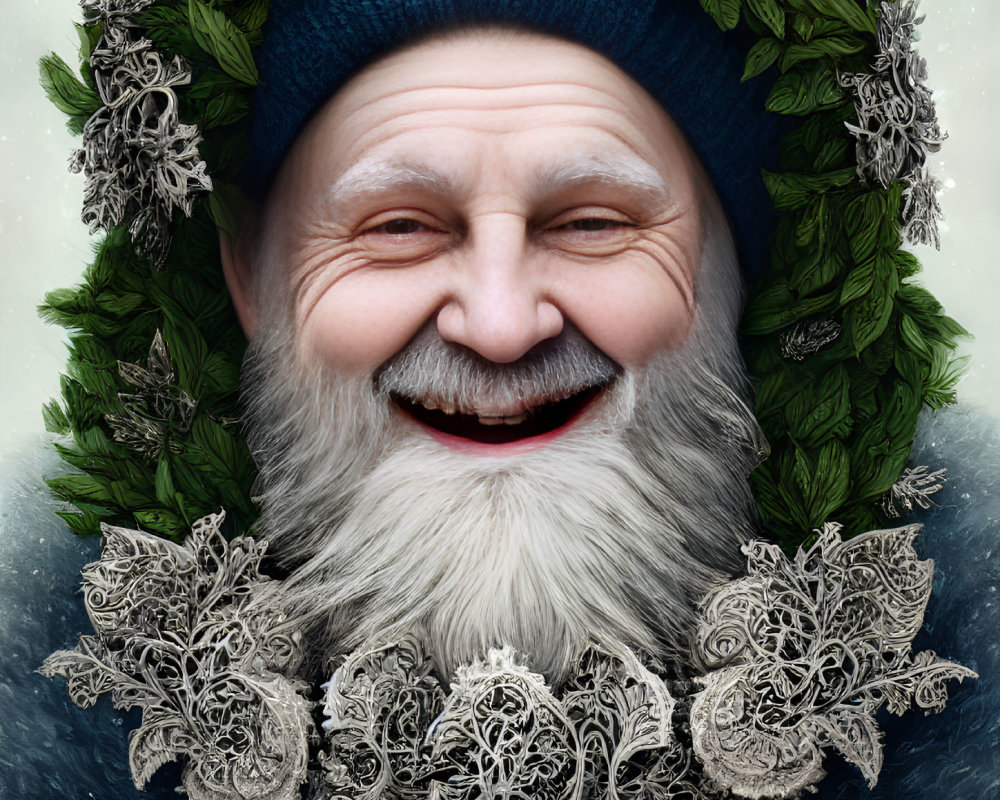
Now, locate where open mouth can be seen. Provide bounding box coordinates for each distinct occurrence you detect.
[391,385,607,445]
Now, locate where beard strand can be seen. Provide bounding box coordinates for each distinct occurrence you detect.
[241,204,765,683]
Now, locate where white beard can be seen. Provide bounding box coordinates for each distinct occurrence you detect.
[242,204,765,682]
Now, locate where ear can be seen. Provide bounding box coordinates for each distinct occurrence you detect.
[219,224,258,338]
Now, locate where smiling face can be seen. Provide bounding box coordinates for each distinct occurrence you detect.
[227,29,762,681]
[227,28,715,452]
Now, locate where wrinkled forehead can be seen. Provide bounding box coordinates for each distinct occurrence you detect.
[269,27,709,218]
[249,1,782,275]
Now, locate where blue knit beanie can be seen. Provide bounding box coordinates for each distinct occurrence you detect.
[250,0,784,276]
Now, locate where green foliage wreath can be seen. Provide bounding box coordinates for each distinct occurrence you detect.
[38,0,964,552]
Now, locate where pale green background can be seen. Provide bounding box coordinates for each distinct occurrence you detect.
[2,1,997,458]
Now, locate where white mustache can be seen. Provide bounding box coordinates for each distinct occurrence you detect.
[374,323,620,417]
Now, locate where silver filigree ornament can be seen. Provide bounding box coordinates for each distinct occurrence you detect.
[40,511,313,800]
[425,647,580,800]
[779,319,842,361]
[320,643,711,800]
[321,636,447,799]
[883,464,947,517]
[71,3,211,267]
[840,0,945,248]
[690,523,976,800]
[561,647,703,800]
[105,329,197,459]
[80,0,157,23]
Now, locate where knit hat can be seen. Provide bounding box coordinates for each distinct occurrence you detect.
[249,0,785,276]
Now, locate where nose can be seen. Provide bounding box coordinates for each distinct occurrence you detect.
[435,217,564,363]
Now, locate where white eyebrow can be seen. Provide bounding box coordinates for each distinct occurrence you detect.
[325,153,672,213]
[326,159,459,214]
[531,155,672,206]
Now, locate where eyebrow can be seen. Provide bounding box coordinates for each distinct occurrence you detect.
[530,155,673,208]
[325,152,672,213]
[326,159,461,215]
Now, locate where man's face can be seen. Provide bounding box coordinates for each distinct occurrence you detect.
[226,30,761,681]
[239,31,709,444]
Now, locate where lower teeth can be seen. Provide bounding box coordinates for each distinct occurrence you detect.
[476,412,530,426]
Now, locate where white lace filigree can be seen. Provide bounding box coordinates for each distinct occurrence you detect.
[43,520,975,800]
[40,511,312,800]
[321,636,446,799]
[841,0,945,248]
[71,5,211,266]
[105,329,198,459]
[690,523,977,799]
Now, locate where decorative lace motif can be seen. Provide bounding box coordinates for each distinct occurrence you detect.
[883,465,947,517]
[841,0,945,248]
[321,636,446,799]
[105,329,197,459]
[40,512,312,800]
[690,523,977,799]
[321,644,702,799]
[427,647,579,800]
[779,319,842,361]
[71,3,211,266]
[44,519,974,799]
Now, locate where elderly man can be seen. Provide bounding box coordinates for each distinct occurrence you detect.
[221,24,763,684]
[24,1,991,799]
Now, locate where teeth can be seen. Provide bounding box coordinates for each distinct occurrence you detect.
[412,397,534,424]
[476,412,529,426]
[418,399,457,414]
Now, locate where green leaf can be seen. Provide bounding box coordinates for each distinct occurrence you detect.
[74,23,103,63]
[699,0,741,30]
[57,510,103,537]
[154,454,177,507]
[762,168,856,211]
[786,364,851,443]
[48,474,114,505]
[808,0,875,34]
[743,280,795,334]
[42,400,71,435]
[38,53,101,133]
[923,351,968,409]
[207,181,252,239]
[808,439,851,523]
[766,63,846,115]
[745,0,786,38]
[133,508,187,538]
[227,0,269,34]
[839,259,875,305]
[899,314,931,359]
[847,276,894,353]
[893,249,921,279]
[743,37,783,81]
[780,35,865,71]
[201,91,251,129]
[792,248,845,296]
[188,0,259,86]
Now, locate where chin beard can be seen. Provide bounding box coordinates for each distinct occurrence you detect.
[241,207,765,684]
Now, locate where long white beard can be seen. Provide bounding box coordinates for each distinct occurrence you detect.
[242,207,765,682]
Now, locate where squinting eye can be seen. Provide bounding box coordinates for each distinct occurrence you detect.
[565,218,623,232]
[371,218,425,235]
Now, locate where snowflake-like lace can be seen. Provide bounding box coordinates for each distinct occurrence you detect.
[40,511,312,800]
[690,523,976,799]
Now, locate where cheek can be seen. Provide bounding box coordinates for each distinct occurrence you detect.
[297,268,444,372]
[553,249,698,369]
[566,274,695,367]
